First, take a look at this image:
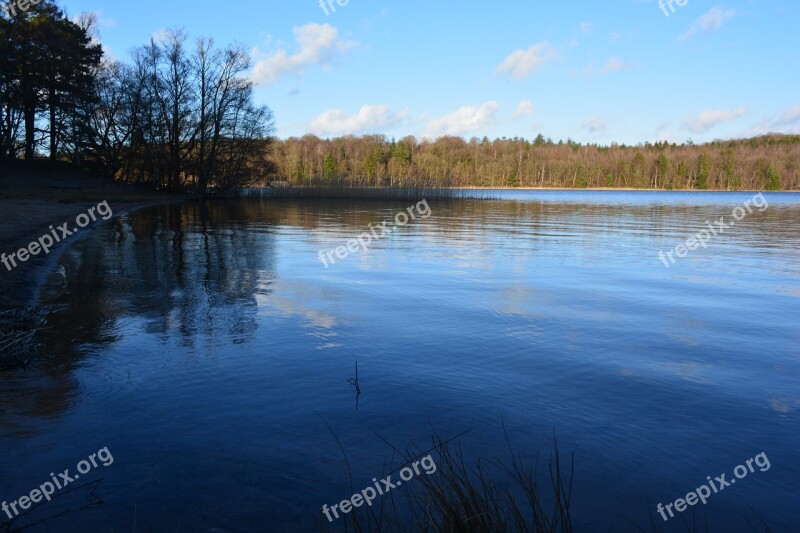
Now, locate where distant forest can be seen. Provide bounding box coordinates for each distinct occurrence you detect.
[2,1,797,192]
[268,134,799,191]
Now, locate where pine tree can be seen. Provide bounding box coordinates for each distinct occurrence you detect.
[0,1,101,160]
[656,154,669,188]
[323,153,337,179]
[695,153,711,189]
[764,164,781,191]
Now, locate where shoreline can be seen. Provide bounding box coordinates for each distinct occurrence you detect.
[2,184,797,313]
[453,186,800,192]
[0,197,184,313]
[25,199,185,309]
[257,184,799,193]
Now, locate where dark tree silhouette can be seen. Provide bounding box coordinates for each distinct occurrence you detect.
[0,0,101,160]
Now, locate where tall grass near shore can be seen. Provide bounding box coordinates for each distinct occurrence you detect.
[318,427,772,533]
[241,187,493,201]
[318,429,574,533]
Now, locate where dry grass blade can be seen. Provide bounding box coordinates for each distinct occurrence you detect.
[0,306,48,369]
[320,428,573,533]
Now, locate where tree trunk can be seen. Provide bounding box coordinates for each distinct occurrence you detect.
[49,88,57,159]
[24,101,35,160]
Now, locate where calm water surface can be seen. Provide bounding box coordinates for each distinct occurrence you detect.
[1,191,799,531]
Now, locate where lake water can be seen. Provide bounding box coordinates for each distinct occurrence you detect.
[1,191,799,531]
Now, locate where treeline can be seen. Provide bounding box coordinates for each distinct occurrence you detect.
[3,2,796,192]
[0,1,274,192]
[268,133,799,190]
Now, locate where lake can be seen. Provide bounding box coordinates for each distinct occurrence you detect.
[1,190,798,531]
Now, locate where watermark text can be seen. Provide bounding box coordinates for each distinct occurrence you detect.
[2,446,114,521]
[318,199,431,268]
[656,451,770,522]
[658,0,688,17]
[2,200,113,273]
[1,0,41,19]
[321,454,437,522]
[658,193,768,268]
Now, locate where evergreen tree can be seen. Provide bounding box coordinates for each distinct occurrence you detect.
[764,164,781,191]
[323,153,337,179]
[0,1,101,160]
[695,152,711,189]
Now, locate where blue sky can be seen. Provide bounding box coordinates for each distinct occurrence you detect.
[59,0,799,144]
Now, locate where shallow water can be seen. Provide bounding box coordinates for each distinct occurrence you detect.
[1,191,799,531]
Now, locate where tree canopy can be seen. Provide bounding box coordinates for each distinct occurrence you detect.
[266,134,800,190]
[1,2,275,192]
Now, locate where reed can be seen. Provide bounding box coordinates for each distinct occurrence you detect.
[318,426,772,533]
[240,187,493,201]
[0,307,47,369]
[318,427,574,533]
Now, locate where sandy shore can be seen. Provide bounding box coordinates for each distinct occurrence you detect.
[0,164,182,311]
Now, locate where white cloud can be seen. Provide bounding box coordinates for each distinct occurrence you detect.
[513,100,535,119]
[581,114,608,136]
[608,31,634,43]
[422,101,500,138]
[495,43,558,80]
[682,106,747,133]
[679,6,736,41]
[309,105,407,136]
[771,105,800,130]
[71,12,116,30]
[749,105,800,135]
[584,56,631,77]
[650,121,678,143]
[70,11,116,54]
[251,23,356,86]
[579,22,593,34]
[600,56,629,75]
[150,29,171,44]
[655,121,672,134]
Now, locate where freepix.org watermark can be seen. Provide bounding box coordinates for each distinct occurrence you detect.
[658,192,768,268]
[658,0,688,17]
[318,199,431,268]
[319,0,348,16]
[656,452,770,522]
[321,454,438,523]
[0,0,40,19]
[1,200,113,273]
[2,446,114,520]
